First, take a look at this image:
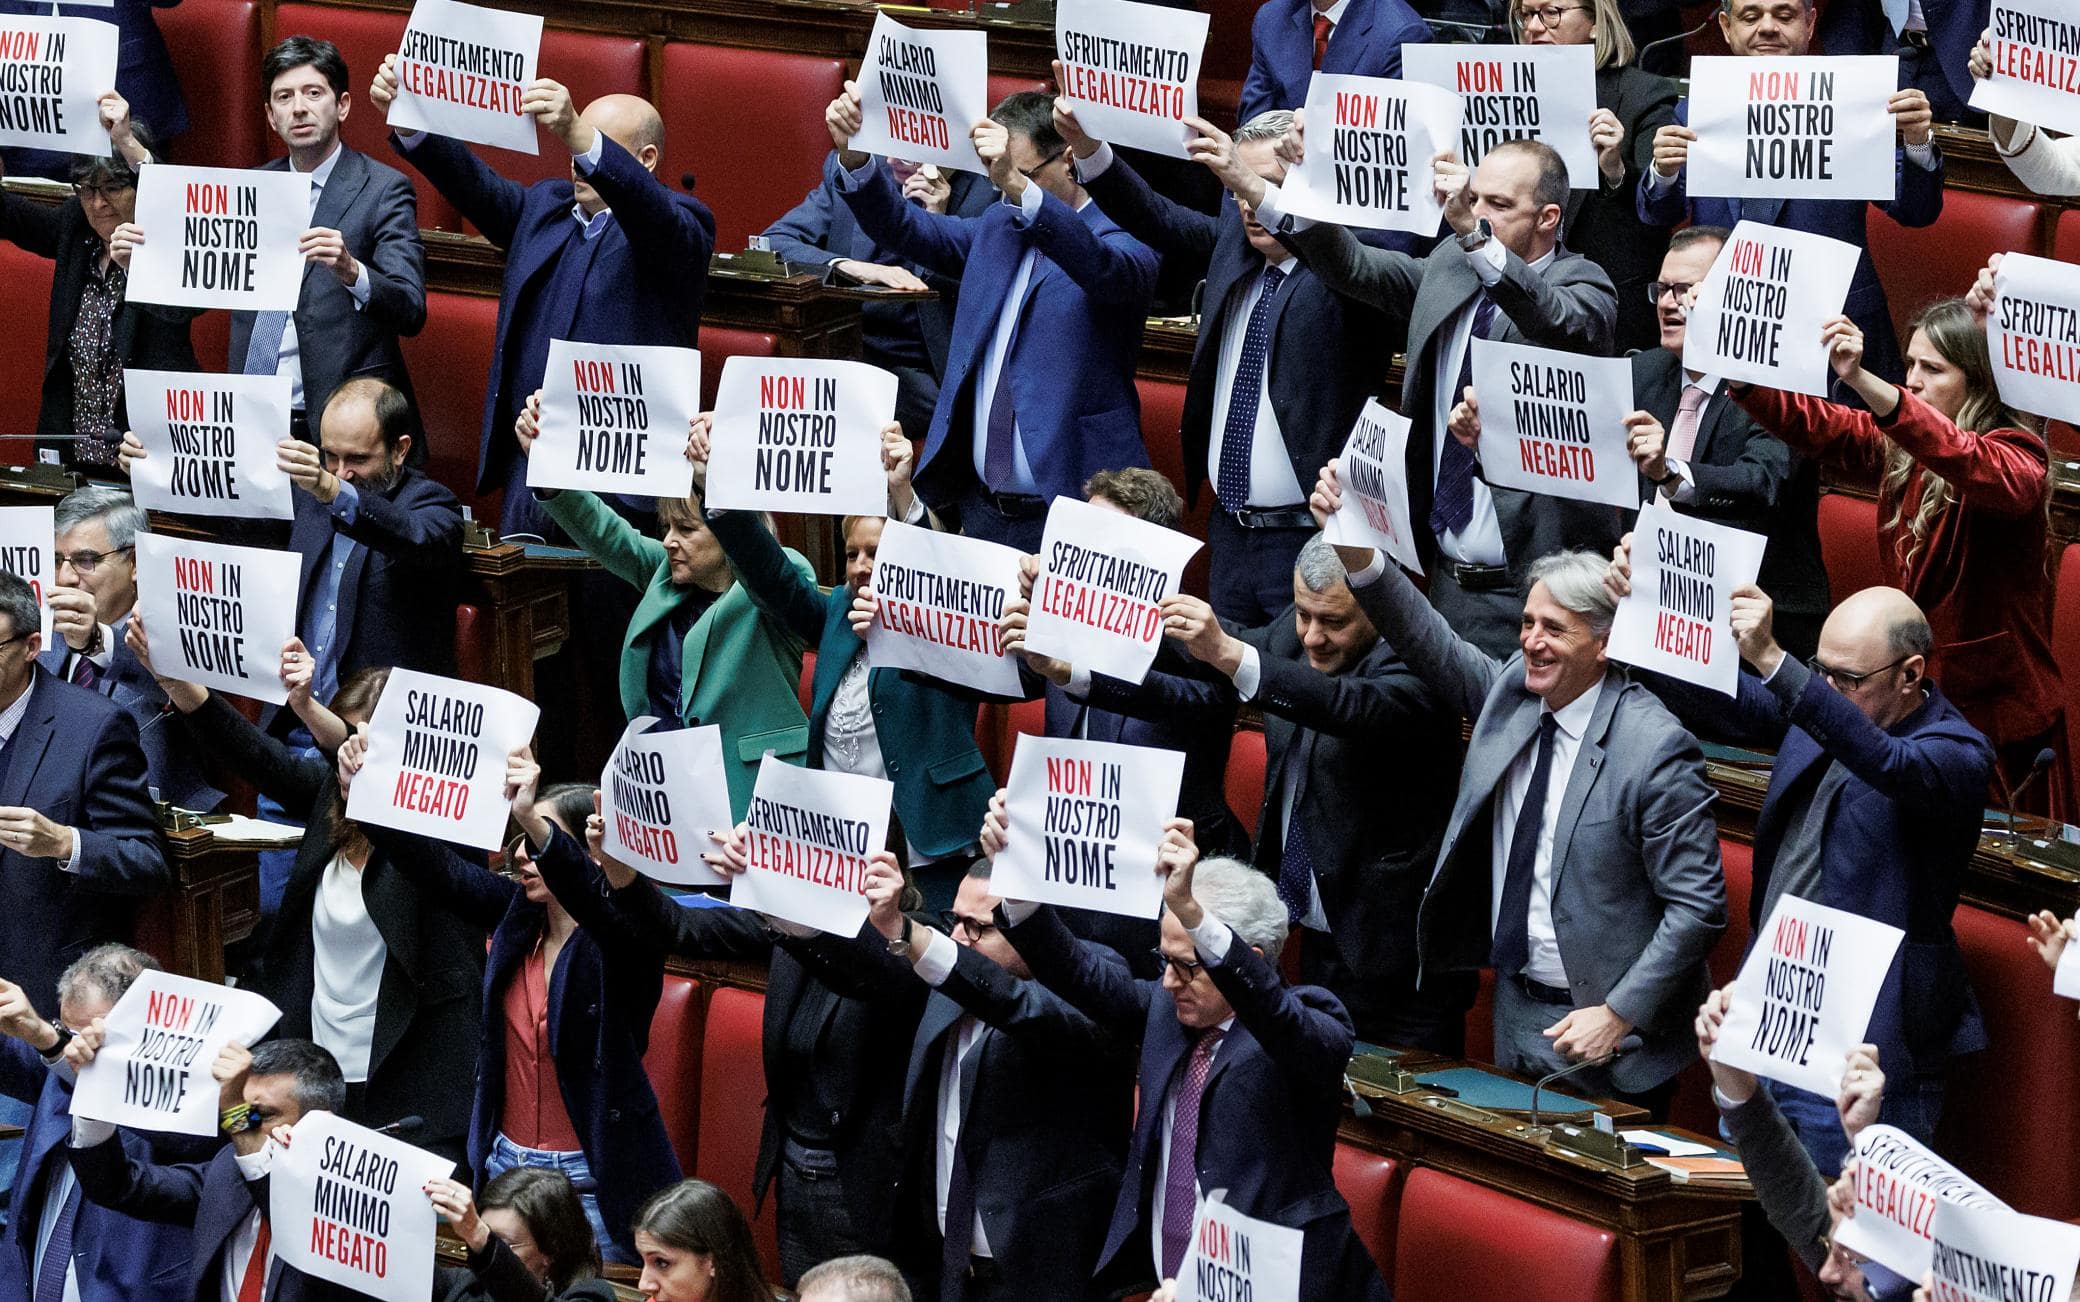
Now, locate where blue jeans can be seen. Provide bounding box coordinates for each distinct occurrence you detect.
[256,728,320,919]
[1770,1074,1945,1179]
[486,1132,635,1266]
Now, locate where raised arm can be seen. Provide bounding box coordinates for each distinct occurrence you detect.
[1484,246,1616,354]
[601,871,773,964]
[1770,658,1995,816]
[937,939,1120,1056]
[701,508,827,643]
[1000,902,1153,1041]
[0,189,68,259]
[1869,391,2048,519]
[1732,386,1892,481]
[69,1131,207,1224]
[1078,146,1221,263]
[391,129,529,250]
[361,820,517,932]
[337,478,463,570]
[1204,923,1355,1086]
[179,692,331,821]
[1280,218,1426,318]
[579,134,716,297]
[1343,556,1505,720]
[835,153,977,281]
[1019,186,1157,310]
[541,488,668,591]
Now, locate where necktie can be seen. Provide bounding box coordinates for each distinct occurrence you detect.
[982,342,1020,491]
[70,653,99,691]
[33,1171,79,1302]
[1215,263,1288,513]
[1274,778,1313,924]
[241,311,290,381]
[237,1217,272,1302]
[1160,1026,1226,1279]
[939,1019,985,1302]
[1492,714,1559,979]
[1665,383,1707,465]
[1431,294,1500,537]
[1313,12,1333,68]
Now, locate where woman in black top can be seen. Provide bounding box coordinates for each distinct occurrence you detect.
[427,1166,618,1302]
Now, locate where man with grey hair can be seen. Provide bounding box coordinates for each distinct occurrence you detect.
[797,1254,914,1302]
[1313,466,1724,1112]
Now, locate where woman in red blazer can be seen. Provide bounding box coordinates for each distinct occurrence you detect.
[1735,297,2061,802]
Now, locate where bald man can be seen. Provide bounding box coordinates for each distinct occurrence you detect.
[370,62,716,536]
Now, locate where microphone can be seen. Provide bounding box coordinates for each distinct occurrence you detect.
[679,172,698,194]
[2001,746,2059,842]
[373,1115,425,1140]
[1529,1034,1643,1133]
[1636,15,1718,64]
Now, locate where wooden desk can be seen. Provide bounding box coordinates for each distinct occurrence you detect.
[130,827,271,984]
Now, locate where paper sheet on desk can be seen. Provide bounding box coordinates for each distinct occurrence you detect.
[1621,1131,1716,1157]
[198,815,304,846]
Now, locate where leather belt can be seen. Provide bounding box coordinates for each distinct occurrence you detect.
[963,1256,1000,1282]
[1231,505,1316,530]
[1441,560,1513,592]
[978,488,1047,519]
[1517,974,1574,1005]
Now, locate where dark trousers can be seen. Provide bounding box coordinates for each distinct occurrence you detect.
[1301,931,1470,1056]
[950,486,1046,553]
[1491,977,1678,1118]
[1427,564,1525,660]
[1207,510,1309,627]
[777,1141,874,1287]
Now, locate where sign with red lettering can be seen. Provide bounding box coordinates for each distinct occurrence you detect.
[124,370,295,520]
[865,520,1023,696]
[1835,1125,2008,1280]
[385,0,542,153]
[0,15,117,156]
[1685,55,1899,201]
[705,356,897,517]
[1323,400,1423,575]
[1970,0,2080,137]
[1468,338,1640,510]
[0,506,54,645]
[1055,0,1209,159]
[132,534,301,705]
[852,13,989,175]
[345,668,541,851]
[273,1109,457,1302]
[1024,497,1201,684]
[1988,251,2080,425]
[1604,502,1765,695]
[1177,1195,1303,1302]
[1710,893,1903,1097]
[1683,220,1858,397]
[1279,73,1459,234]
[730,755,892,936]
[1402,45,1597,187]
[1925,1202,2080,1302]
[529,341,699,499]
[599,717,733,886]
[126,164,310,311]
[991,733,1184,920]
[71,970,281,1137]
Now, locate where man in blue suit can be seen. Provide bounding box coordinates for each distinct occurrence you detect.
[823,86,1158,551]
[1637,0,1944,385]
[1239,0,1433,122]
[1818,0,1988,123]
[0,0,186,179]
[370,58,717,537]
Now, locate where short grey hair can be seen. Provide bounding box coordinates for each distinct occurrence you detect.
[1527,549,1616,637]
[0,572,40,643]
[1294,533,1348,595]
[55,484,147,551]
[56,943,161,1012]
[1235,110,1296,145]
[1188,857,1289,961]
[796,1256,912,1302]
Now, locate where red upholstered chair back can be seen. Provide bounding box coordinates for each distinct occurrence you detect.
[158,0,267,167]
[642,973,705,1171]
[192,311,233,374]
[1464,969,1495,1063]
[658,45,846,252]
[481,31,648,194]
[1393,1168,1621,1302]
[695,327,780,411]
[1135,374,1208,595]
[1868,192,2045,341]
[1665,837,1758,1134]
[1816,492,1886,602]
[1225,725,1266,829]
[2059,210,2080,263]
[796,650,816,714]
[695,986,779,1277]
[453,603,486,684]
[987,698,1048,783]
[2052,543,2080,815]
[1332,1143,1404,1281]
[0,244,54,457]
[398,290,501,518]
[1198,0,1258,124]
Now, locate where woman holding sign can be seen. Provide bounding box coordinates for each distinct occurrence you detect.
[427,1167,616,1300]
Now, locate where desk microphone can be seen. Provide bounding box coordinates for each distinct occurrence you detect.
[680,172,699,194]
[2000,747,2059,843]
[1529,1035,1643,1133]
[1636,16,1718,67]
[373,1115,425,1140]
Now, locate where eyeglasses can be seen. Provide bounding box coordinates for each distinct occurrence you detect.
[0,633,30,653]
[1018,148,1068,181]
[73,181,134,203]
[56,546,132,575]
[1648,280,1696,305]
[1806,654,1908,689]
[1150,947,1205,981]
[1515,4,1585,27]
[940,910,998,942]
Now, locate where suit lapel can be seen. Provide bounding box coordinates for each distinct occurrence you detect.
[905,992,965,1111]
[1544,672,1623,897]
[310,149,367,235]
[0,673,60,808]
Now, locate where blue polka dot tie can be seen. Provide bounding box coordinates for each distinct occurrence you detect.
[1431,292,1500,537]
[1215,263,1288,514]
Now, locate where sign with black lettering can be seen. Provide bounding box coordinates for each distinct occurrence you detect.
[599,716,733,886]
[1024,496,1202,684]
[1710,893,1902,1097]
[70,970,280,1137]
[852,13,988,175]
[991,733,1184,920]
[273,1109,457,1302]
[126,164,310,311]
[345,668,541,851]
[1177,1196,1303,1302]
[1836,1125,2008,1280]
[386,0,542,153]
[1685,55,1899,201]
[1402,45,1597,187]
[1468,338,1640,509]
[132,534,300,705]
[124,370,295,520]
[705,356,896,517]
[730,755,892,936]
[1280,73,1459,234]
[1925,1202,2080,1302]
[1054,0,1209,159]
[865,520,1024,696]
[0,15,116,155]
[1970,0,2080,136]
[1604,502,1766,695]
[1988,251,2080,425]
[1323,399,1423,575]
[1682,220,1858,396]
[0,505,54,644]
[528,340,699,499]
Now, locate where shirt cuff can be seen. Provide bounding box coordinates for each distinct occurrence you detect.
[394,130,428,150]
[902,493,927,526]
[234,1145,274,1180]
[1074,142,1116,182]
[86,626,115,669]
[1645,165,1677,194]
[1471,235,1508,285]
[834,156,877,191]
[1660,459,1697,504]
[1064,666,1092,700]
[574,133,606,174]
[1994,120,2037,158]
[1001,899,1041,926]
[328,480,361,526]
[71,1116,116,1147]
[1231,644,1263,701]
[1252,180,1310,234]
[1345,551,1387,588]
[1711,1083,1754,1111]
[1904,138,1938,171]
[345,258,372,308]
[58,828,81,874]
[1763,651,1811,701]
[914,927,959,986]
[1010,180,1044,223]
[1188,914,1233,964]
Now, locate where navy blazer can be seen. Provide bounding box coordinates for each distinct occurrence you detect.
[1818,0,1986,113]
[0,0,185,169]
[1004,905,1387,1299]
[835,160,1157,507]
[39,614,225,813]
[394,132,717,493]
[1239,0,1434,122]
[1637,99,1944,383]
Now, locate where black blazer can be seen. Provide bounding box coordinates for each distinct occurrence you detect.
[39,612,225,813]
[1564,66,1682,353]
[435,1237,618,1302]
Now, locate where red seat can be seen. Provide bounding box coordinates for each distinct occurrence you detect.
[1393,1168,1621,1302]
[473,30,648,196]
[2056,209,2080,264]
[1816,492,1885,603]
[0,244,55,457]
[984,698,1048,783]
[1868,192,2043,341]
[398,289,501,518]
[1667,838,1758,1135]
[1198,0,1257,124]
[695,986,779,1277]
[1136,374,1209,596]
[642,973,705,1172]
[659,45,846,252]
[1332,1143,1404,1281]
[1464,969,1495,1063]
[796,650,817,714]
[987,74,1052,109]
[454,603,486,683]
[192,311,232,373]
[1225,725,1265,827]
[696,327,780,411]
[157,0,267,167]
[2053,543,2080,815]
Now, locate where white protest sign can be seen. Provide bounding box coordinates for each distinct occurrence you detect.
[730,755,891,936]
[1024,496,1202,685]
[1970,0,2080,137]
[866,520,1023,697]
[123,370,295,520]
[1988,252,2080,425]
[1683,221,1858,397]
[126,165,311,311]
[1711,893,1904,1097]
[1685,56,1900,201]
[1605,503,1767,695]
[1927,1202,2080,1302]
[1323,399,1423,576]
[0,506,54,644]
[852,13,989,175]
[386,0,542,154]
[70,971,280,1137]
[1280,74,1459,234]
[1177,1195,1304,1302]
[1402,44,1597,187]
[0,16,117,155]
[1054,0,1208,159]
[272,1109,457,1302]
[600,717,734,887]
[991,734,1185,920]
[133,535,301,706]
[704,357,896,517]
[1468,338,1640,510]
[1835,1126,2008,1280]
[528,341,699,499]
[344,668,541,851]
[2056,917,2080,1000]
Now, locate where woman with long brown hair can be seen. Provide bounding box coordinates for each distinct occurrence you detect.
[627,1180,771,1302]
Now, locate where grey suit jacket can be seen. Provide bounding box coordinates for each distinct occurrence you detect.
[1348,558,1726,1091]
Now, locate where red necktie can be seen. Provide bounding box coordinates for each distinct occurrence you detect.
[237,1219,271,1302]
[1313,13,1333,69]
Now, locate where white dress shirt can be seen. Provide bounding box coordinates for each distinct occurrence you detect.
[220,1146,277,1302]
[1206,253,1308,507]
[1430,241,1552,567]
[310,851,385,1083]
[275,142,374,411]
[1490,677,1604,988]
[933,1011,993,1257]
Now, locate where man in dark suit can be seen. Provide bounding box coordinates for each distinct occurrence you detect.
[1818,0,1987,123]
[0,0,186,178]
[370,58,716,537]
[761,157,995,439]
[1239,0,1433,122]
[823,86,1158,551]
[1638,0,1944,384]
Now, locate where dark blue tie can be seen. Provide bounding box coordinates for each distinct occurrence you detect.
[34,1167,80,1302]
[1492,713,1559,979]
[1276,789,1314,924]
[1431,293,1500,538]
[1216,263,1289,513]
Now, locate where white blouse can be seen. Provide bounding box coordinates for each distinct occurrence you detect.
[309,851,385,1084]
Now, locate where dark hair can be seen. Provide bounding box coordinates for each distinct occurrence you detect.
[965,857,994,881]
[69,121,157,190]
[1083,468,1184,529]
[534,782,595,840]
[0,572,41,644]
[990,91,1064,157]
[263,36,349,98]
[1488,138,1569,214]
[479,1167,603,1292]
[323,377,413,452]
[631,1181,769,1302]
[321,666,393,851]
[1668,224,1731,256]
[247,1038,347,1114]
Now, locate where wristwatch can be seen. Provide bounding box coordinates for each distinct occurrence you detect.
[887,914,915,958]
[36,1021,72,1064]
[1456,218,1493,253]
